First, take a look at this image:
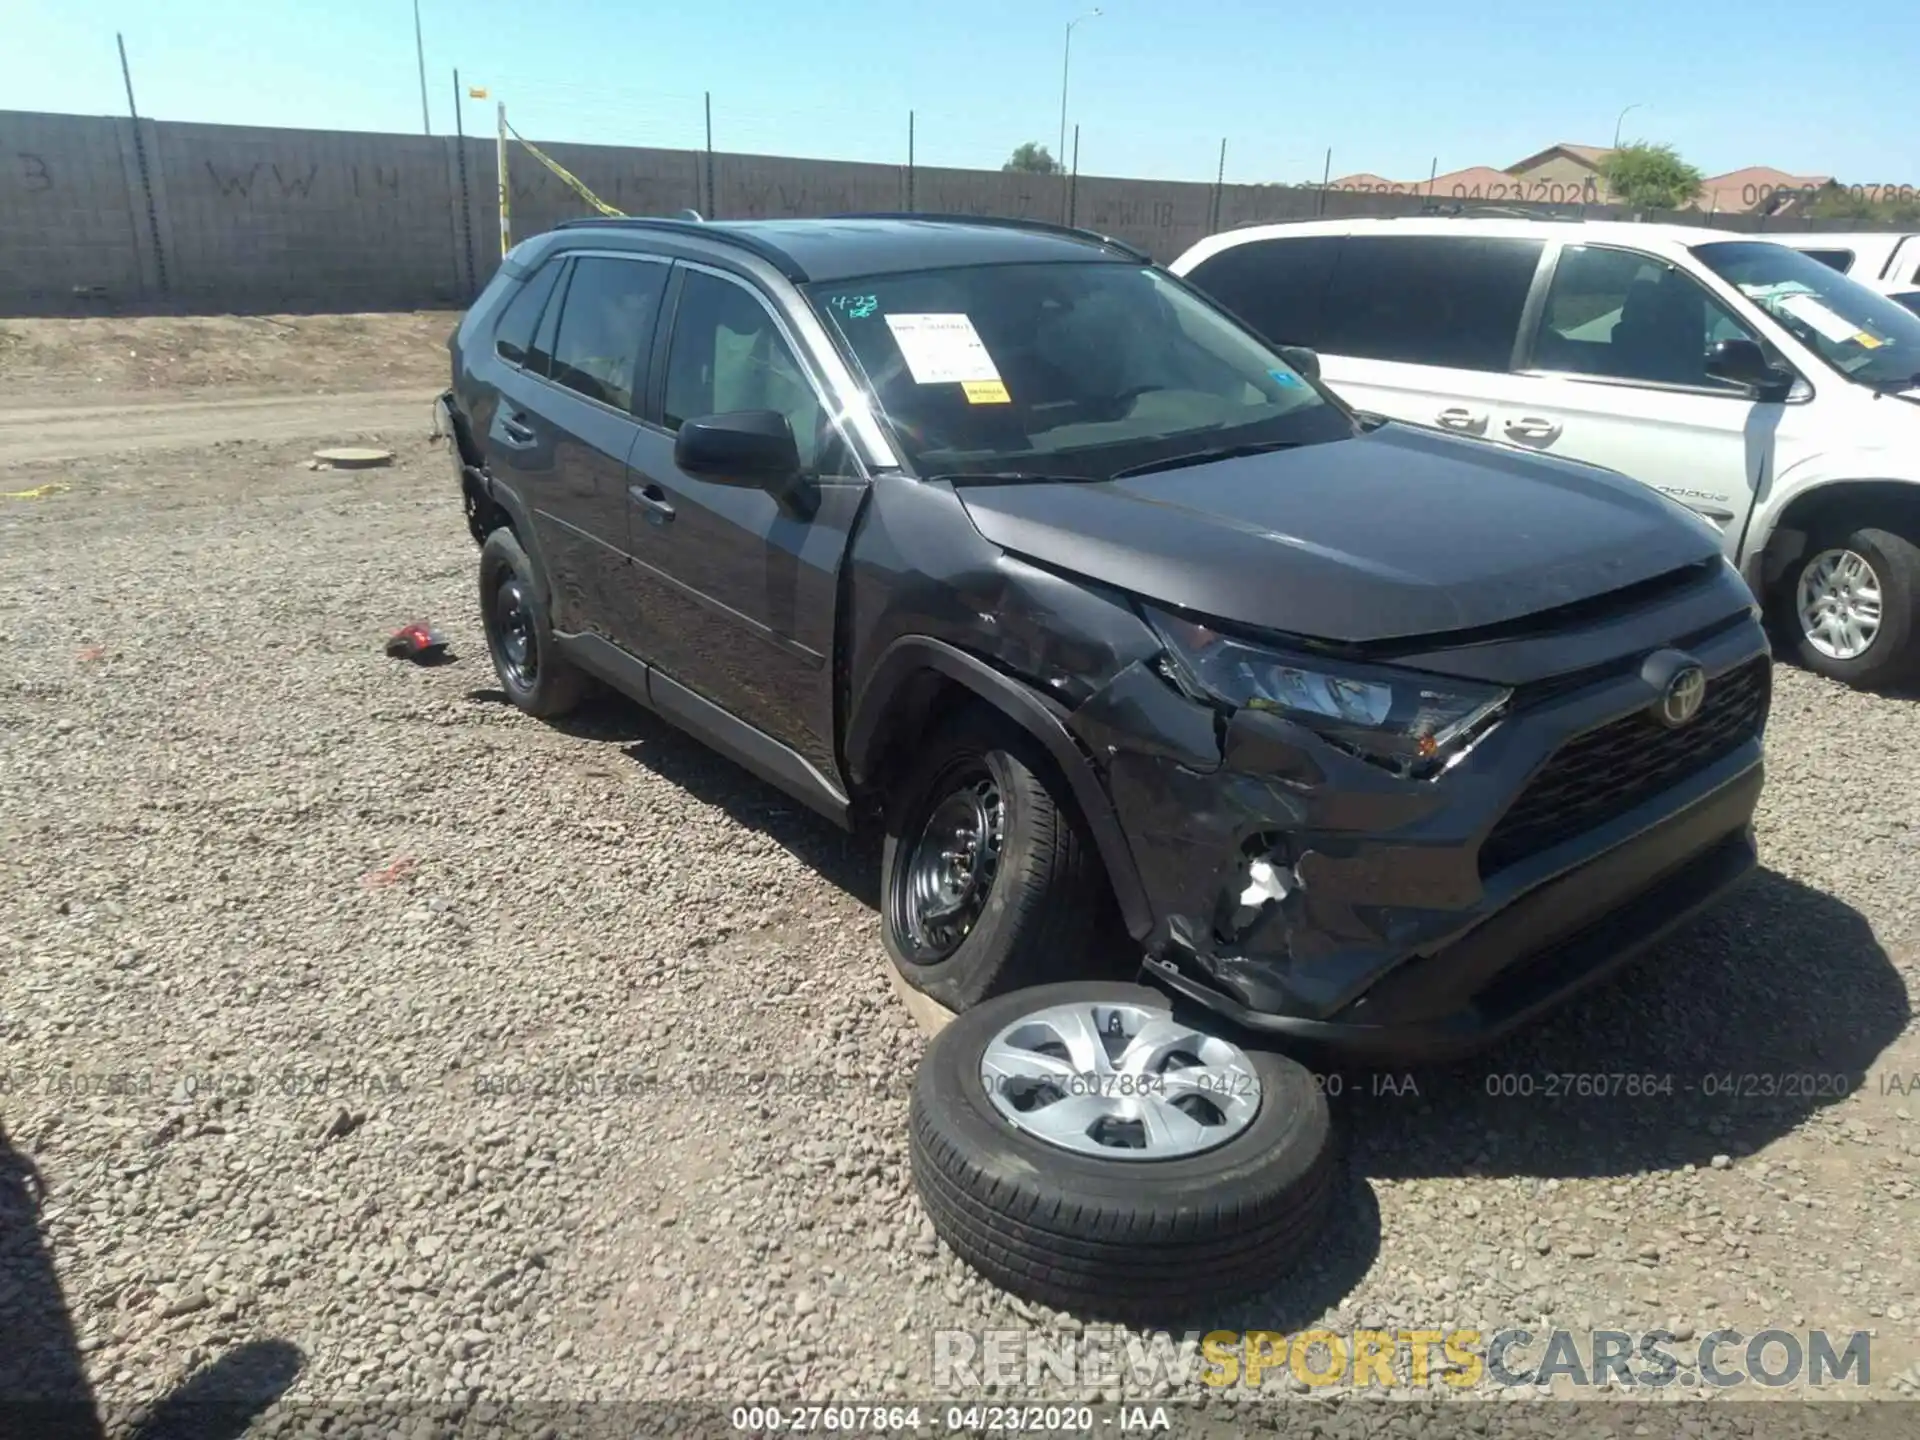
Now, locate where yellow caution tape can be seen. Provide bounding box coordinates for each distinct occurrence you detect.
[1,482,67,499]
[504,122,624,219]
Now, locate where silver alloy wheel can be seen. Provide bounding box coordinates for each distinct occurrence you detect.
[979,1000,1262,1161]
[1797,547,1884,661]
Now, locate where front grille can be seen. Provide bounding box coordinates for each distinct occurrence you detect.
[1478,657,1769,878]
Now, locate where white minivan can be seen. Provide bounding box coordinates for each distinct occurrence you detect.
[1767,231,1920,289]
[1171,218,1920,686]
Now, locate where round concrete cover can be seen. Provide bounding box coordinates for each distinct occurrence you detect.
[314,447,394,468]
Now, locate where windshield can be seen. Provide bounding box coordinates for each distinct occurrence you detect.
[1692,241,1920,389]
[805,261,1353,480]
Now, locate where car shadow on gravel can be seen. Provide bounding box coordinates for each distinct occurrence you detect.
[1331,867,1910,1182]
[488,688,886,908]
[2,1121,304,1440]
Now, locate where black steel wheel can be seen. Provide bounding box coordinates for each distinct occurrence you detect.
[478,528,589,719]
[881,706,1117,1012]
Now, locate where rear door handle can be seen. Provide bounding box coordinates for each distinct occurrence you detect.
[1436,406,1486,432]
[500,415,537,446]
[628,482,676,523]
[1505,416,1563,442]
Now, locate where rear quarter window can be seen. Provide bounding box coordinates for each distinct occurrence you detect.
[1314,235,1545,372]
[1182,235,1343,351]
[493,258,564,368]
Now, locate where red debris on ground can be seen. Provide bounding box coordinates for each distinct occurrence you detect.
[360,856,418,889]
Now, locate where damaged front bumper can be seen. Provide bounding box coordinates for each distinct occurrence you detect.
[1069,617,1768,1065]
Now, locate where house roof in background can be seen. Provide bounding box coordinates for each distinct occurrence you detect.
[1429,166,1525,194]
[1696,166,1834,215]
[1505,142,1613,174]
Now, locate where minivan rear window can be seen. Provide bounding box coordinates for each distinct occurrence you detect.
[1316,235,1545,373]
[1182,235,1343,351]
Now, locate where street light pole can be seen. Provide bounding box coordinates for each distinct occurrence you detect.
[1612,102,1643,150]
[1058,8,1101,175]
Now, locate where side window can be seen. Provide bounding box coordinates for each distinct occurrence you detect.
[1800,248,1854,273]
[547,256,669,412]
[1531,245,1759,392]
[1315,236,1543,372]
[1182,236,1343,349]
[527,260,570,378]
[1898,241,1920,285]
[663,269,840,472]
[493,258,563,368]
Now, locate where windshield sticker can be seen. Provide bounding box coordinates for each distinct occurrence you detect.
[884,313,1004,385]
[829,293,880,320]
[1268,369,1304,388]
[962,380,1011,405]
[1738,281,1817,301]
[1778,293,1870,346]
[1854,332,1887,349]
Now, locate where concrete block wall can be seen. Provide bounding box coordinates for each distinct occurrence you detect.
[0,113,155,308]
[151,122,469,308]
[0,108,1849,317]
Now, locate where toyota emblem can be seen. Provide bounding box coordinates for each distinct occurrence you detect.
[1658,664,1707,727]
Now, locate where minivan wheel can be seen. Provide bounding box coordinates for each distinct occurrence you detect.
[882,708,1112,1012]
[909,981,1335,1318]
[478,528,590,719]
[1782,524,1919,688]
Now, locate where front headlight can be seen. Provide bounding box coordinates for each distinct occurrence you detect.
[1142,604,1510,778]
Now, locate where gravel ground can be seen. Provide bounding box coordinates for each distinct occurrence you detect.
[2,352,1919,1431]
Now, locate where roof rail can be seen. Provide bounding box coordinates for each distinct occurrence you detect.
[827,212,1153,263]
[1416,203,1588,222]
[550,215,808,280]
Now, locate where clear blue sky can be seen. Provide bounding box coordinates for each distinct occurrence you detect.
[5,0,1914,186]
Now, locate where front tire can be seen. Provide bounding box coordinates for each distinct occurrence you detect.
[881,707,1113,1012]
[478,527,590,719]
[1781,523,1919,688]
[909,981,1336,1318]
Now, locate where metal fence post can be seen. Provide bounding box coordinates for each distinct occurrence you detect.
[452,69,476,297]
[117,33,168,297]
[704,93,717,218]
[1069,125,1080,229]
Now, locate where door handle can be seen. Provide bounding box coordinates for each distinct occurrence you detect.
[628,482,676,523]
[1436,406,1485,432]
[500,415,536,446]
[1505,416,1563,442]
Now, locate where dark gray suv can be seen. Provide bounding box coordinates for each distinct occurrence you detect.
[438,214,1770,1066]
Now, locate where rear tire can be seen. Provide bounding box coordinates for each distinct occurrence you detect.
[909,981,1336,1319]
[478,527,590,719]
[881,706,1114,1012]
[1780,523,1919,689]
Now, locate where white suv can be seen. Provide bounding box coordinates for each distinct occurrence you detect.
[1171,218,1920,687]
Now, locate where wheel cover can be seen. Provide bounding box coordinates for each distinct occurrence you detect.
[980,1000,1262,1161]
[492,577,539,688]
[898,771,1003,962]
[1797,547,1883,661]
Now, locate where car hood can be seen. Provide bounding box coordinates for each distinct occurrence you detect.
[952,423,1723,644]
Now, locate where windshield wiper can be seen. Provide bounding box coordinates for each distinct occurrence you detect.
[1865,370,1920,395]
[1107,440,1306,481]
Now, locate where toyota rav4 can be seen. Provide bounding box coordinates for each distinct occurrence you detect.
[438,214,1770,1063]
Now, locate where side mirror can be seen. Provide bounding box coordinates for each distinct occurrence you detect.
[674,410,816,516]
[1704,338,1790,398]
[1276,345,1320,381]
